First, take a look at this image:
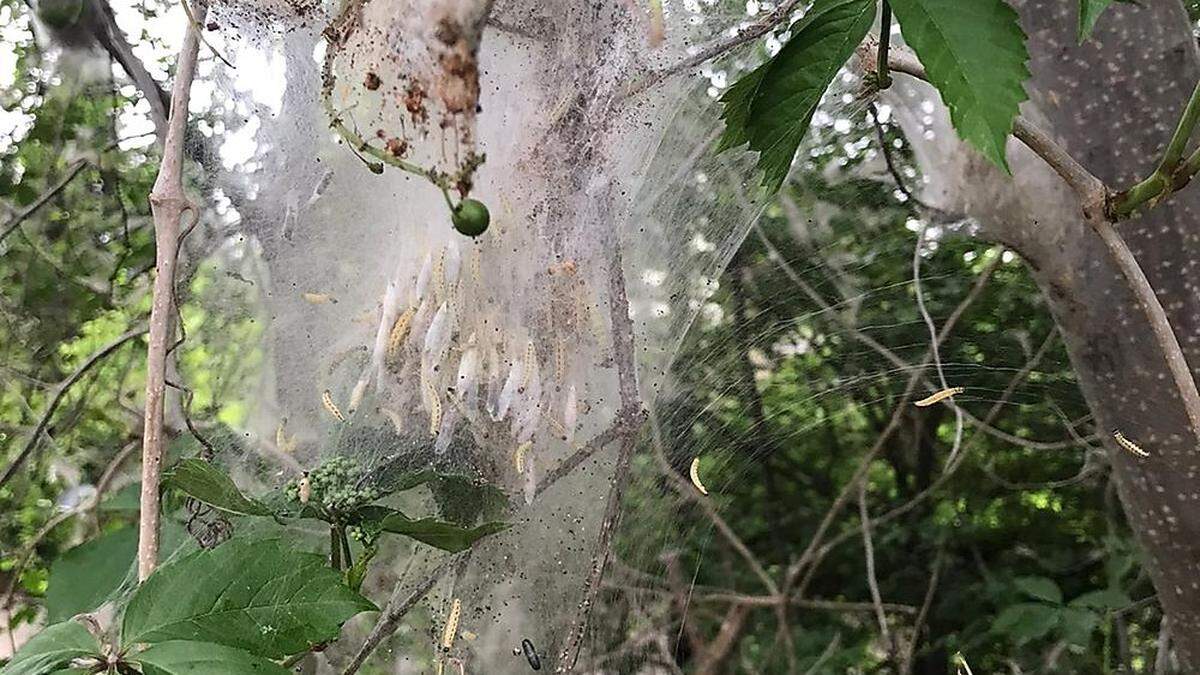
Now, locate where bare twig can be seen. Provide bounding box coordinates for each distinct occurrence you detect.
[0,160,90,245]
[342,553,467,675]
[625,0,806,97]
[858,480,891,654]
[2,438,139,614]
[779,251,1001,598]
[901,546,944,675]
[139,0,205,582]
[862,35,1200,450]
[803,633,842,675]
[0,326,148,490]
[556,239,646,672]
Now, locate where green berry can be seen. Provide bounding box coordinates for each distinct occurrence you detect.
[451,199,490,237]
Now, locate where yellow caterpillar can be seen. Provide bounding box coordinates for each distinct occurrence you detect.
[1113,430,1150,458]
[302,292,336,305]
[914,386,964,408]
[514,441,531,474]
[385,307,416,367]
[521,341,537,391]
[441,598,461,652]
[321,390,345,422]
[689,456,708,495]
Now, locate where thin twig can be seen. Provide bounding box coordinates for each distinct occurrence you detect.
[623,0,806,98]
[901,546,944,675]
[0,159,90,245]
[556,239,646,672]
[342,553,467,675]
[868,36,1200,450]
[779,251,1001,598]
[1,439,139,614]
[858,480,891,653]
[0,326,148,490]
[139,0,205,583]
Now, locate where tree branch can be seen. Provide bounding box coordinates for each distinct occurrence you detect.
[623,0,806,98]
[0,326,147,490]
[863,35,1200,450]
[138,0,204,583]
[0,159,90,246]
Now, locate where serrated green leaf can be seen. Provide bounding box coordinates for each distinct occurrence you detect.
[1060,607,1100,646]
[1014,576,1062,604]
[889,0,1030,172]
[0,621,98,675]
[1069,588,1132,610]
[131,641,290,675]
[121,538,375,659]
[716,62,770,153]
[45,527,137,623]
[163,458,274,517]
[718,0,876,191]
[354,505,508,553]
[992,602,1060,643]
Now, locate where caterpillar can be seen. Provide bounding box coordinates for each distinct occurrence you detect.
[433,246,447,301]
[275,420,296,454]
[1113,430,1150,458]
[298,472,311,505]
[470,245,483,287]
[554,338,567,381]
[514,441,531,474]
[302,292,336,305]
[689,456,708,495]
[520,340,537,392]
[385,307,416,367]
[914,386,964,408]
[322,390,345,422]
[425,376,443,436]
[441,598,461,652]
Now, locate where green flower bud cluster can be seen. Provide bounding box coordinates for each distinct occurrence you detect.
[285,456,381,513]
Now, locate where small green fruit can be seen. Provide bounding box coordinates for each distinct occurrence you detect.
[451,199,490,237]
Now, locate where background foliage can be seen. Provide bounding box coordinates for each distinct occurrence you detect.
[0,0,1177,672]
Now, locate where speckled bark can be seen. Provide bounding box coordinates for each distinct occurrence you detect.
[894,1,1200,664]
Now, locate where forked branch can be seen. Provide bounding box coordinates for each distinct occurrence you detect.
[861,36,1200,450]
[139,1,205,582]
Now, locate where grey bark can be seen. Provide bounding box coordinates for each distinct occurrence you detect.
[893,1,1200,665]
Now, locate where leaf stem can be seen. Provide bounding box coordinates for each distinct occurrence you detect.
[876,1,892,89]
[330,525,342,571]
[1111,78,1200,217]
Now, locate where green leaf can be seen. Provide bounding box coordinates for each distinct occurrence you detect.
[718,0,877,191]
[163,458,274,517]
[121,538,375,659]
[992,602,1060,643]
[1069,588,1133,610]
[355,506,508,553]
[1077,0,1134,43]
[131,641,290,675]
[1060,607,1100,646]
[1014,576,1062,604]
[0,621,98,675]
[431,475,510,526]
[889,0,1030,172]
[45,527,137,623]
[715,62,769,153]
[1077,0,1113,42]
